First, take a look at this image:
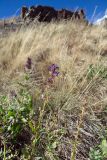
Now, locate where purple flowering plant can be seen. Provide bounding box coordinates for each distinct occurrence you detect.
[47,64,60,84]
[48,64,59,73]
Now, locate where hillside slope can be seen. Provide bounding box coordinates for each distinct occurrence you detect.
[0,20,107,160]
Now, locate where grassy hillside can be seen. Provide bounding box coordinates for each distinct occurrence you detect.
[0,20,107,160]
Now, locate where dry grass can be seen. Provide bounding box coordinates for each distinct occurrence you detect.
[0,20,107,159]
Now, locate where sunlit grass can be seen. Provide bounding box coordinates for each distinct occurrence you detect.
[0,19,107,159]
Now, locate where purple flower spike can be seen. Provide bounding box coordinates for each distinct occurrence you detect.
[52,71,60,77]
[47,64,60,85]
[25,57,32,69]
[48,64,59,72]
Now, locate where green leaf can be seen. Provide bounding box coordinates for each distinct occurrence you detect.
[100,139,107,158]
[51,141,57,149]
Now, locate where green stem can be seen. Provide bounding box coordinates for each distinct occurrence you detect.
[3,141,6,160]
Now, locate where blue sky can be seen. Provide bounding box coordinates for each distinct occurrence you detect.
[0,0,107,21]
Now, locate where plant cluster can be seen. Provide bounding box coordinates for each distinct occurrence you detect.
[0,89,64,160]
[89,139,107,160]
[0,59,63,160]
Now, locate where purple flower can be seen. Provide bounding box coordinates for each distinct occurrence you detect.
[25,57,32,69]
[47,64,60,84]
[52,71,60,77]
[48,64,59,72]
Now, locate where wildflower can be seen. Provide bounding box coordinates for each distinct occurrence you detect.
[48,64,59,73]
[52,71,60,77]
[47,64,60,84]
[48,64,59,76]
[25,57,32,69]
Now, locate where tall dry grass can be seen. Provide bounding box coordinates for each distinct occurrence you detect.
[0,20,107,159]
